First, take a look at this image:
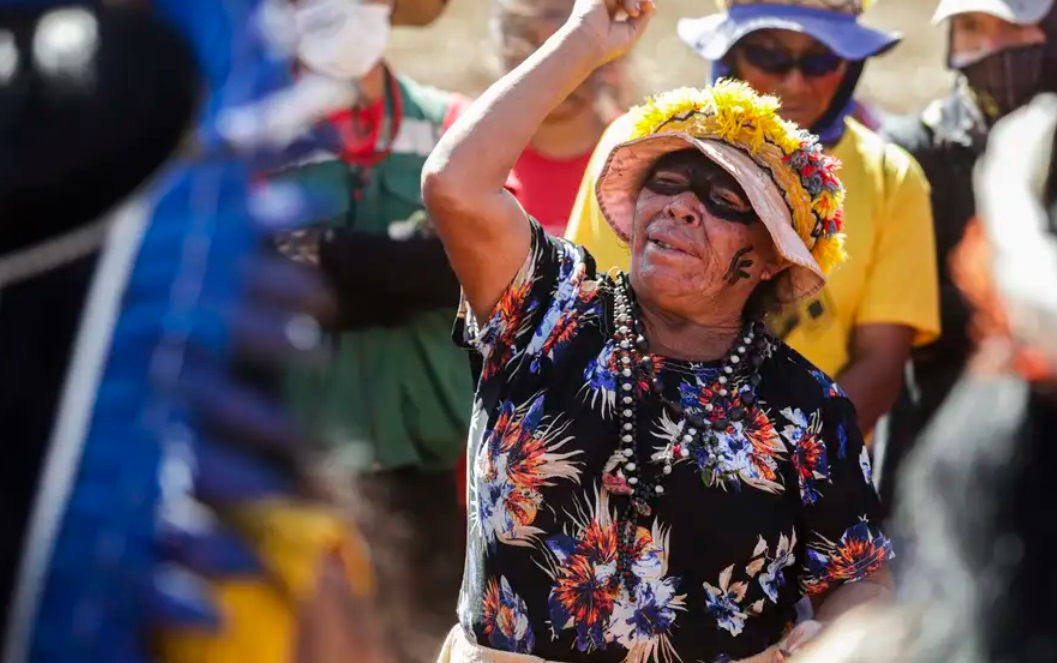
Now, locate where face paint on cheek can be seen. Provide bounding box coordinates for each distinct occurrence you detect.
[723,246,755,284]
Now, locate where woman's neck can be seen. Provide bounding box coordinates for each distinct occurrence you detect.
[529,106,608,160]
[637,299,745,362]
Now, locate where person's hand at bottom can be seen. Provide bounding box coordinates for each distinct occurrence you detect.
[776,619,825,661]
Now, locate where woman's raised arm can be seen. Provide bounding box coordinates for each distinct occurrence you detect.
[421,0,654,320]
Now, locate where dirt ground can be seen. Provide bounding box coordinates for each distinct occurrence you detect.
[387,0,954,116]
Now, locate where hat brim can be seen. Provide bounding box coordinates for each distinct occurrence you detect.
[677,5,901,62]
[931,0,1054,25]
[391,0,449,26]
[595,133,827,303]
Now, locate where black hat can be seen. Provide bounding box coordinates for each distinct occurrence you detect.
[0,2,199,257]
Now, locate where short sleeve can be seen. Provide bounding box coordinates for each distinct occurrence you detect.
[563,115,634,274]
[796,396,893,597]
[454,220,597,382]
[854,143,941,347]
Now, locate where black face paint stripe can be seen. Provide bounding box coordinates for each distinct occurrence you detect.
[702,196,758,225]
[723,246,755,284]
[643,151,759,225]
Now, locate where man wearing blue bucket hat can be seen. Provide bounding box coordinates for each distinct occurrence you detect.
[567,0,940,440]
[676,0,898,142]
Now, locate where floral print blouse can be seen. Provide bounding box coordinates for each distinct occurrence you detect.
[454,223,891,663]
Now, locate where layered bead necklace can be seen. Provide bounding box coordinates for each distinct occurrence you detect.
[604,273,773,583]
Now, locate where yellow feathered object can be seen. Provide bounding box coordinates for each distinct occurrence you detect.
[155,501,375,663]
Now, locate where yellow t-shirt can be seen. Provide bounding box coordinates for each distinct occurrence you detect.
[565,115,940,378]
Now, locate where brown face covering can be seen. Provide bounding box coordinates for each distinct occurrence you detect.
[959,43,1046,121]
[958,3,1057,122]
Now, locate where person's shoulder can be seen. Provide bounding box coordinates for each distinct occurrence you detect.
[606,111,637,135]
[844,117,929,193]
[595,112,637,154]
[845,118,918,174]
[880,107,935,156]
[767,341,849,403]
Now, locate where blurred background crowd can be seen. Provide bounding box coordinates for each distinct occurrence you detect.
[388,0,953,115]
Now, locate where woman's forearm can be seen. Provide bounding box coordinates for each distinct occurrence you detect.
[426,29,602,203]
[421,0,652,318]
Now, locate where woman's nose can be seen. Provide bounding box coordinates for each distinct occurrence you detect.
[664,193,701,227]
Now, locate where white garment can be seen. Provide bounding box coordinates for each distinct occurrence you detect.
[294,0,391,81]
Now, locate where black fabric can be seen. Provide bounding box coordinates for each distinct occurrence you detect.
[453,223,889,663]
[317,229,461,330]
[0,253,98,639]
[892,377,1057,663]
[0,5,199,255]
[959,45,1046,122]
[0,2,198,633]
[878,91,988,517]
[989,389,1057,662]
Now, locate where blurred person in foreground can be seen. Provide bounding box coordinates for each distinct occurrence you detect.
[877,0,1057,514]
[0,1,388,662]
[566,0,940,437]
[267,0,472,658]
[791,92,1057,663]
[423,1,894,661]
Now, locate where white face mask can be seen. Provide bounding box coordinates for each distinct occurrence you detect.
[295,0,392,81]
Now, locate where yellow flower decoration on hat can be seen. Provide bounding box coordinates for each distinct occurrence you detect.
[625,79,847,276]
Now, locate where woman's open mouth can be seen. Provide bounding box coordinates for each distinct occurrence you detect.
[647,237,693,256]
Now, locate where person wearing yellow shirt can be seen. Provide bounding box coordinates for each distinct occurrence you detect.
[567,0,939,435]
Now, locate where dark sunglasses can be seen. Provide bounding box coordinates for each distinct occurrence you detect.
[738,44,844,78]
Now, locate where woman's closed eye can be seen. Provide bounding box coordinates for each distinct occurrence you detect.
[709,188,752,213]
[644,173,691,195]
[644,169,757,223]
[702,186,757,224]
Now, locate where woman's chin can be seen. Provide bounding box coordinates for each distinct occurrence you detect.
[632,261,705,304]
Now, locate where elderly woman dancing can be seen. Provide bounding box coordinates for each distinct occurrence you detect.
[422,1,892,662]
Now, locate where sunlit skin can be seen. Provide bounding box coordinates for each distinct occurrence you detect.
[948,11,1046,66]
[628,151,786,329]
[499,15,594,122]
[729,30,848,131]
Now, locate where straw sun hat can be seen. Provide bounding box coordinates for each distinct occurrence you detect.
[595,80,847,303]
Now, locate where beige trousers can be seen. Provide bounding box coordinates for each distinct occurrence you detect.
[436,626,780,663]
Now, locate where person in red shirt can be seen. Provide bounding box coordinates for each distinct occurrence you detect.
[450,0,627,235]
[452,0,628,507]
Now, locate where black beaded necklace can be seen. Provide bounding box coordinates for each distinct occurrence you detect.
[604,273,773,584]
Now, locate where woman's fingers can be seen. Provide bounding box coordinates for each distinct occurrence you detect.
[779,619,826,656]
[624,0,656,19]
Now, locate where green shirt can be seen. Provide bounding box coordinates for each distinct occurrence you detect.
[279,75,472,472]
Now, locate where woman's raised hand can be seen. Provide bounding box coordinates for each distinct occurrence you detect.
[567,0,656,68]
